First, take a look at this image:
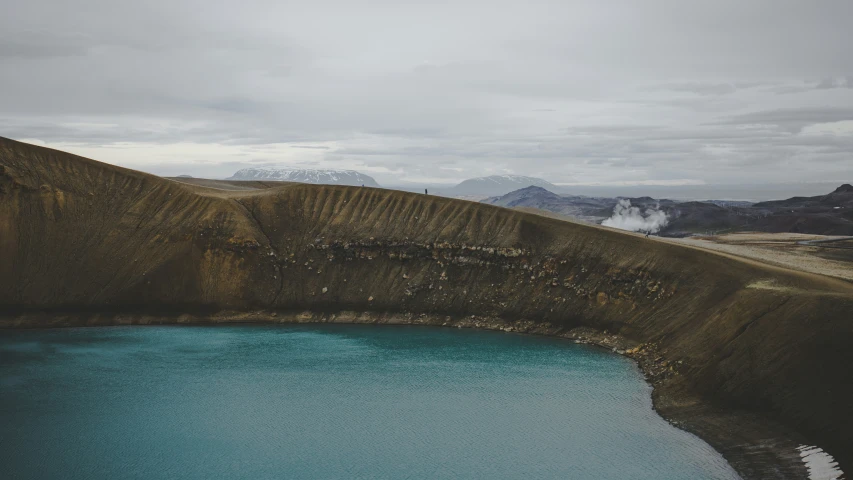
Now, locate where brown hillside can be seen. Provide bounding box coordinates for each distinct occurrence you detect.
[1,136,851,478]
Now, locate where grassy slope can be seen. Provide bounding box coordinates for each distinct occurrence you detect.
[2,136,851,475]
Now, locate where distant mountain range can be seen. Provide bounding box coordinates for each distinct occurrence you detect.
[484,184,853,236]
[228,168,380,187]
[441,175,559,197]
[754,183,853,208]
[483,186,613,223]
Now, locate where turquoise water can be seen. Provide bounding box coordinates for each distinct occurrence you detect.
[0,325,739,479]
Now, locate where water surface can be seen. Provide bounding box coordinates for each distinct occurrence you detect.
[0,325,739,479]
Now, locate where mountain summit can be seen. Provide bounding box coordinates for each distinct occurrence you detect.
[445,175,560,196]
[833,183,853,193]
[484,185,564,205]
[228,167,380,187]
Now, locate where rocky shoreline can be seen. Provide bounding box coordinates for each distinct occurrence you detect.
[1,309,822,480]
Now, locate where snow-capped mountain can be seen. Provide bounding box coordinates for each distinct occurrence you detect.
[227,167,380,187]
[444,175,560,197]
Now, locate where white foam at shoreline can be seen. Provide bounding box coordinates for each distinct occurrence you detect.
[797,445,844,480]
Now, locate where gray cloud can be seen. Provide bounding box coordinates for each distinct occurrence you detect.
[2,0,853,186]
[711,107,853,132]
[769,77,853,95]
[816,77,853,90]
[0,31,95,58]
[653,82,738,96]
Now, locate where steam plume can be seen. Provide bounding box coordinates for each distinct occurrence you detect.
[601,199,669,234]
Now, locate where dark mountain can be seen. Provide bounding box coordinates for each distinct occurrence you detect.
[483,186,614,223]
[442,175,560,197]
[749,184,853,234]
[484,187,751,235]
[755,183,853,208]
[484,185,853,236]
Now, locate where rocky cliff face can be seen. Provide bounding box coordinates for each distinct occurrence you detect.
[1,136,851,478]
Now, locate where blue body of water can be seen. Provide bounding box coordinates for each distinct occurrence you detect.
[0,325,739,479]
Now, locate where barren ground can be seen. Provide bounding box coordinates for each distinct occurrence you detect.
[659,233,853,282]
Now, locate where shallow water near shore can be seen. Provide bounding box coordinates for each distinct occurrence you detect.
[0,325,740,479]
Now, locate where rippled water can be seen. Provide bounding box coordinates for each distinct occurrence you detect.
[0,325,739,479]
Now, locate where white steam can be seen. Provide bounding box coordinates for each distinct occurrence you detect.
[601,199,669,234]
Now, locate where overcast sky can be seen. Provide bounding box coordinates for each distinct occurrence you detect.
[2,0,852,186]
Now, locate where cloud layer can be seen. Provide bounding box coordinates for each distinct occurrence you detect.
[2,0,852,185]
